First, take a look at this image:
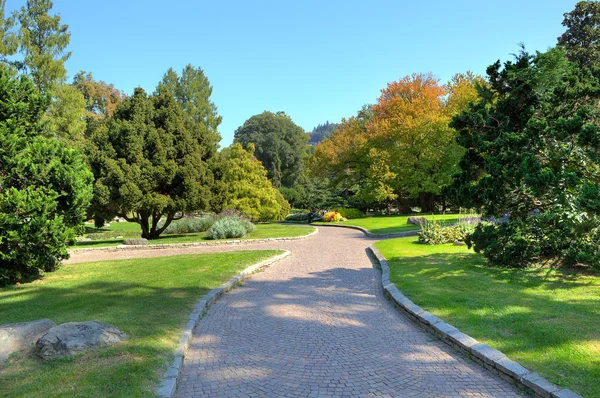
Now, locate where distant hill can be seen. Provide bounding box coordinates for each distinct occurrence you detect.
[309,121,339,145]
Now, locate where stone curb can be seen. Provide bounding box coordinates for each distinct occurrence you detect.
[156,250,292,398]
[69,227,318,254]
[289,222,419,239]
[367,244,582,398]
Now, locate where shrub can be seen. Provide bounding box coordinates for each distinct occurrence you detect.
[323,211,343,222]
[418,221,476,245]
[286,213,310,222]
[207,217,252,240]
[334,208,365,219]
[164,216,216,235]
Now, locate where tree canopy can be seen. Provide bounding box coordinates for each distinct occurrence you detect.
[309,121,339,145]
[451,47,600,269]
[0,71,93,285]
[221,143,289,221]
[558,0,600,67]
[234,111,308,188]
[88,88,217,239]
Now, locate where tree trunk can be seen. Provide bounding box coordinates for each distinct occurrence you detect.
[419,192,436,213]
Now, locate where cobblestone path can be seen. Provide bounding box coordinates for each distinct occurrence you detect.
[69,226,524,397]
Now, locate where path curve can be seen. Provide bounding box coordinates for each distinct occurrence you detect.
[68,227,524,397]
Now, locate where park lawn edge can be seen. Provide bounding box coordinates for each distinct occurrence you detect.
[0,249,291,396]
[72,224,317,250]
[369,240,585,398]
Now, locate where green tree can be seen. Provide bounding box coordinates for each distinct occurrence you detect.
[234,111,308,188]
[88,88,216,239]
[16,0,70,94]
[451,47,600,269]
[156,64,221,157]
[221,143,288,221]
[558,1,600,67]
[0,71,93,286]
[0,1,18,67]
[46,83,86,145]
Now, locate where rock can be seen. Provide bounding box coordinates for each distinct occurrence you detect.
[35,321,127,360]
[453,240,466,246]
[0,319,56,364]
[123,238,147,245]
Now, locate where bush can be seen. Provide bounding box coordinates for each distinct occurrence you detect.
[164,216,216,235]
[207,217,252,240]
[334,208,365,219]
[323,211,343,222]
[418,221,476,245]
[286,213,309,222]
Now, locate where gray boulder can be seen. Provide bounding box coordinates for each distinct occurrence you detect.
[35,321,127,360]
[0,319,56,364]
[454,240,466,246]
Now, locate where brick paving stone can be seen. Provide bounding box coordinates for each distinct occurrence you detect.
[69,226,526,397]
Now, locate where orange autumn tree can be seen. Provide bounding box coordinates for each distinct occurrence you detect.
[313,72,482,212]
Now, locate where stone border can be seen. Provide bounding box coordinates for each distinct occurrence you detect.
[156,250,292,398]
[69,227,318,254]
[289,222,419,239]
[368,244,582,398]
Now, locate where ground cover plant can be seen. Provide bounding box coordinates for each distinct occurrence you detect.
[314,214,459,234]
[0,250,283,397]
[375,237,600,397]
[75,222,314,248]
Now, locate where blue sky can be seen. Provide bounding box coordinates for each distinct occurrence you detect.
[14,0,578,146]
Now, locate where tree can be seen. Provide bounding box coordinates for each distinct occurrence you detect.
[0,71,93,286]
[558,1,600,67]
[46,83,86,145]
[221,143,288,221]
[309,121,339,145]
[369,73,465,212]
[16,0,70,94]
[234,111,308,188]
[0,1,18,67]
[88,88,216,239]
[72,71,125,120]
[156,64,221,157]
[451,47,600,269]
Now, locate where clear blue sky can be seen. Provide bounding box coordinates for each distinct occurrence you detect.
[16,0,578,146]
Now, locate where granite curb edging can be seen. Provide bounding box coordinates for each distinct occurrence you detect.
[367,244,582,398]
[69,227,318,254]
[156,250,292,398]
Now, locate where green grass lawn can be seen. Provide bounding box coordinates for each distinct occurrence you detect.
[0,250,283,397]
[314,213,460,234]
[75,223,315,249]
[375,237,600,397]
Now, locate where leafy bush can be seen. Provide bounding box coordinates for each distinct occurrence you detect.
[164,216,216,235]
[418,221,476,245]
[323,211,343,222]
[207,217,252,240]
[407,216,428,226]
[334,208,365,219]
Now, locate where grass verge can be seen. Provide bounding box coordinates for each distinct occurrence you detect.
[75,223,315,249]
[0,250,283,397]
[375,237,600,397]
[314,213,460,234]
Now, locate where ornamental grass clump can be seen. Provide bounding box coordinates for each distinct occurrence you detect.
[206,209,255,239]
[322,211,343,222]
